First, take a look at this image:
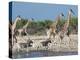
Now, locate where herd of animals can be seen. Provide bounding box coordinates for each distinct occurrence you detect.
[9,9,77,53]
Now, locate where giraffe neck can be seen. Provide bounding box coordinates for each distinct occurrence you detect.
[67,11,72,26]
[56,16,60,24]
[62,11,72,31]
[12,18,19,31]
[23,20,30,29]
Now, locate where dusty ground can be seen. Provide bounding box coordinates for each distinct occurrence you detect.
[12,34,78,53]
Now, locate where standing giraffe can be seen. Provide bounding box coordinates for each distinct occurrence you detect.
[17,18,33,36]
[59,9,74,39]
[12,16,21,46]
[47,13,64,39]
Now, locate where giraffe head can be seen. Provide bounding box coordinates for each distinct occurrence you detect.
[60,13,64,17]
[16,15,21,21]
[28,18,34,22]
[69,9,75,15]
[57,13,64,21]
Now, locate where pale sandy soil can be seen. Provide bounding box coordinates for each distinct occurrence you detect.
[12,34,78,53]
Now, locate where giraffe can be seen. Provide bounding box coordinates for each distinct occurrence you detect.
[17,18,34,48]
[59,9,75,39]
[46,13,64,40]
[12,16,21,46]
[17,18,33,36]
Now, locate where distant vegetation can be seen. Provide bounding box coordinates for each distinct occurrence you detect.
[16,17,78,35]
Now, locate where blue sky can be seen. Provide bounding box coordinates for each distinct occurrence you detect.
[11,2,78,21]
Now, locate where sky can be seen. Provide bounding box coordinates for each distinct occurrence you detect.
[11,1,78,21]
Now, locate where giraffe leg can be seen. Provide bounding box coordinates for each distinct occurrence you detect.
[12,35,14,47]
[48,32,52,40]
[14,36,17,43]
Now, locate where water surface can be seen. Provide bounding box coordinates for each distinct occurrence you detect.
[13,50,78,59]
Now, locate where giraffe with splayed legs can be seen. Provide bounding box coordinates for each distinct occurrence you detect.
[46,13,64,40]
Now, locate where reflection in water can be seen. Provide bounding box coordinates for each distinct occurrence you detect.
[13,50,78,58]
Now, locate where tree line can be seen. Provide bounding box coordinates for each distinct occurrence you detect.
[16,17,78,35]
